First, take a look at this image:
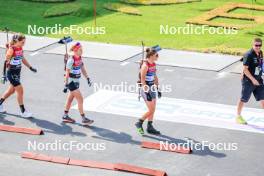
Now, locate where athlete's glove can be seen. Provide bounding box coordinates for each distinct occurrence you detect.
[30,67,37,73]
[1,75,7,84]
[87,77,92,87]
[145,92,152,101]
[63,84,68,93]
[158,91,162,99]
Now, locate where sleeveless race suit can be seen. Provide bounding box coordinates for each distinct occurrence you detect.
[140,61,157,101]
[7,46,24,86]
[66,55,83,91]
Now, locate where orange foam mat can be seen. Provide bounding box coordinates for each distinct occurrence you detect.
[0,124,43,135]
[21,152,168,176]
[114,163,167,176]
[141,141,191,154]
[21,152,69,164]
[69,159,115,170]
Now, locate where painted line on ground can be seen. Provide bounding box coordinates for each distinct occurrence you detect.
[164,68,174,72]
[216,72,229,79]
[72,90,264,134]
[30,52,39,56]
[120,62,130,66]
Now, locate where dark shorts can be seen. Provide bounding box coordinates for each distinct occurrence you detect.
[241,78,264,102]
[68,81,80,92]
[7,69,21,87]
[140,84,157,101]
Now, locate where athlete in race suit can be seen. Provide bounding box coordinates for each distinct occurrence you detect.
[0,34,37,118]
[8,46,24,86]
[135,48,162,135]
[67,55,82,91]
[62,42,94,125]
[140,61,157,100]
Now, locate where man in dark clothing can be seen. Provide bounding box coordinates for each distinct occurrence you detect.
[237,38,264,125]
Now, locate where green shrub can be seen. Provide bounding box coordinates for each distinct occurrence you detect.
[73,6,92,17]
[120,0,201,5]
[43,3,81,18]
[103,3,141,16]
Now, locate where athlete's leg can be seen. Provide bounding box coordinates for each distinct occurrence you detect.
[62,92,76,123]
[14,85,32,117]
[72,89,84,115]
[0,85,15,105]
[146,99,160,134]
[14,85,23,105]
[237,100,244,116]
[14,85,24,110]
[0,85,15,112]
[2,85,15,100]
[140,100,156,121]
[65,92,74,112]
[236,78,252,124]
[260,100,264,108]
[146,99,156,121]
[72,89,93,125]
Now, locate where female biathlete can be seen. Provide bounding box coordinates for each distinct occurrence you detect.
[62,42,94,125]
[0,34,37,117]
[135,48,162,135]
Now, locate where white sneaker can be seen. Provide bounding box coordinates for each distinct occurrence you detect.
[0,104,6,113]
[21,111,32,118]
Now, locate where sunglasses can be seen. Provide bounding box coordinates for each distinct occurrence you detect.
[255,44,262,47]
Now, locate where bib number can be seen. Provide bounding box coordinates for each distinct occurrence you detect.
[72,69,81,74]
[10,59,21,65]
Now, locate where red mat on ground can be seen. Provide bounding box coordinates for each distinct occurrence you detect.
[69,159,115,170]
[114,163,167,176]
[21,152,167,176]
[141,141,191,154]
[0,124,43,135]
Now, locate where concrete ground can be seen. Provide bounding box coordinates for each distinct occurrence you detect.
[0,39,263,176]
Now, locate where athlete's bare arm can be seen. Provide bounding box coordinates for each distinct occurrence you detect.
[141,63,148,92]
[243,66,259,86]
[22,58,32,69]
[81,65,89,79]
[65,68,70,85]
[5,47,14,64]
[154,75,159,87]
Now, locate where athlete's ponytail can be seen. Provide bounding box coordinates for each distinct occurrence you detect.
[10,33,25,46]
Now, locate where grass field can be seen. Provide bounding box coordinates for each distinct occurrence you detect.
[0,0,264,55]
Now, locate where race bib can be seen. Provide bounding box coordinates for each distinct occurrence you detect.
[146,75,155,82]
[10,59,21,65]
[72,69,81,74]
